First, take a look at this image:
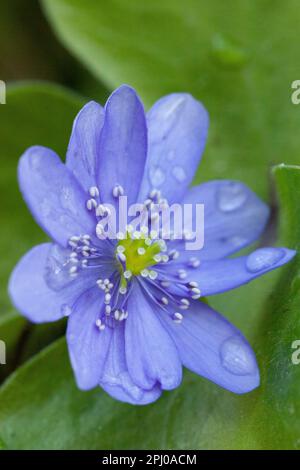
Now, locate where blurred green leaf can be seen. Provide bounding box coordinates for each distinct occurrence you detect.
[0,313,65,383]
[0,338,258,450]
[42,0,300,198]
[0,165,299,450]
[241,164,300,449]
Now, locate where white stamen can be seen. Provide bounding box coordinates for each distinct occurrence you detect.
[95,204,106,217]
[141,226,149,234]
[169,249,179,260]
[118,252,126,263]
[177,269,187,279]
[189,257,201,268]
[160,280,170,288]
[96,223,104,239]
[86,198,97,211]
[191,287,201,299]
[126,224,134,233]
[149,270,158,280]
[173,312,183,323]
[112,184,124,198]
[89,186,99,198]
[188,281,198,288]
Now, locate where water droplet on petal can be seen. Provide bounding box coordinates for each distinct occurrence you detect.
[227,235,248,248]
[60,186,75,211]
[68,334,75,344]
[220,336,257,376]
[45,244,75,291]
[246,248,284,273]
[218,182,247,212]
[167,150,175,161]
[40,198,51,218]
[172,166,187,182]
[149,167,165,187]
[61,304,72,317]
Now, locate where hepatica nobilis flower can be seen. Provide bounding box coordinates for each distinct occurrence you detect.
[9,85,295,405]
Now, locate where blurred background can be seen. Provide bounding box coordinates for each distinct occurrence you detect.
[0,0,109,99]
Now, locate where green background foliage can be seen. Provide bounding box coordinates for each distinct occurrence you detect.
[0,0,299,449]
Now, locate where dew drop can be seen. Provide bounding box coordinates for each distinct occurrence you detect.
[227,235,248,248]
[61,304,72,317]
[220,336,257,376]
[246,248,284,273]
[218,182,247,212]
[167,150,175,161]
[172,166,187,182]
[45,244,75,291]
[149,166,165,187]
[60,186,75,211]
[40,198,51,218]
[68,334,75,344]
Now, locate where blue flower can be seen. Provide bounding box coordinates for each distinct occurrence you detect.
[9,85,295,405]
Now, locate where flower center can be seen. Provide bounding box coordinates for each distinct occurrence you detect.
[116,229,165,279]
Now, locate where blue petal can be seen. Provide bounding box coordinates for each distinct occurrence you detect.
[173,180,270,261]
[97,85,147,208]
[185,247,296,296]
[18,146,96,247]
[67,288,112,390]
[9,243,96,323]
[125,282,182,390]
[66,101,104,192]
[139,93,209,204]
[160,301,260,394]
[99,323,162,405]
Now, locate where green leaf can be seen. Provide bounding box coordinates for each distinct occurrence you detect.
[0,82,84,315]
[42,0,300,199]
[0,337,258,450]
[243,164,300,449]
[0,313,65,383]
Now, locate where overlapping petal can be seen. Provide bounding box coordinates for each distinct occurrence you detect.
[66,101,104,192]
[67,288,112,390]
[99,323,162,405]
[188,247,296,296]
[172,180,270,261]
[139,93,209,204]
[160,301,260,394]
[125,281,182,391]
[97,85,147,208]
[18,146,96,247]
[9,243,96,323]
